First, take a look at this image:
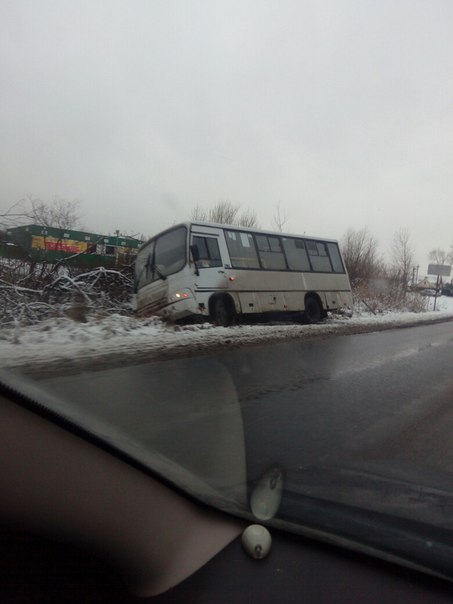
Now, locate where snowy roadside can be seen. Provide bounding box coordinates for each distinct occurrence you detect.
[1,295,453,376]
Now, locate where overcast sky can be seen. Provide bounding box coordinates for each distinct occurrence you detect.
[1,0,452,269]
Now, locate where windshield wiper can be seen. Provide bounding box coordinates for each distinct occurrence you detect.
[150,262,167,281]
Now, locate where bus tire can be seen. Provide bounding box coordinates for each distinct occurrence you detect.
[214,296,235,327]
[304,295,322,324]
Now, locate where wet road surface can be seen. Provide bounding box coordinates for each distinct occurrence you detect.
[37,321,453,485]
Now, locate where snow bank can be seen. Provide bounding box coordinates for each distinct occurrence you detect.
[1,295,453,373]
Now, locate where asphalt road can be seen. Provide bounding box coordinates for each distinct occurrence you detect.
[37,321,453,493]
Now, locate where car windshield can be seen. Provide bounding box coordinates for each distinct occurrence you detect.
[1,0,453,587]
[3,322,453,580]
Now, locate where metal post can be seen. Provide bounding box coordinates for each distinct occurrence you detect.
[434,274,440,311]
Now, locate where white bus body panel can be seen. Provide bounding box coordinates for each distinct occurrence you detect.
[135,222,353,321]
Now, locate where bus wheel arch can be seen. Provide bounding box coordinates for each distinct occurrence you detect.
[304,293,324,324]
[209,294,236,327]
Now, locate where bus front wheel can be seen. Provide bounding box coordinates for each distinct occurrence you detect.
[214,297,235,327]
[304,296,322,324]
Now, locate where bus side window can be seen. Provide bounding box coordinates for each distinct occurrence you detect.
[256,235,287,270]
[192,236,222,268]
[225,230,260,269]
[282,238,311,271]
[307,241,333,272]
[327,242,345,273]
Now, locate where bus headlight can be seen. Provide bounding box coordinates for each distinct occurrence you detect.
[168,289,192,303]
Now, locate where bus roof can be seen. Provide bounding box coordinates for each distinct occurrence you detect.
[138,221,340,251]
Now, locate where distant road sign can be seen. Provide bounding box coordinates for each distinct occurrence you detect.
[428,264,451,277]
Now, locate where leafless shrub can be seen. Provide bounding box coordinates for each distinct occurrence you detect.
[404,293,429,313]
[353,279,428,314]
[341,227,384,288]
[0,259,133,327]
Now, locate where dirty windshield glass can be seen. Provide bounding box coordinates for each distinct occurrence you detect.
[1,0,453,586]
[153,227,187,278]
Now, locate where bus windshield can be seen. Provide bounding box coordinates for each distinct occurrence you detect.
[154,226,187,278]
[137,226,187,287]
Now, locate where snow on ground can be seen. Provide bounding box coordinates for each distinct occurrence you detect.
[1,295,453,374]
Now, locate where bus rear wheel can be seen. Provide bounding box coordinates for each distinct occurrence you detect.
[214,296,235,327]
[304,296,322,324]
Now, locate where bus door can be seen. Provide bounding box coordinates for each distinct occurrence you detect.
[190,228,230,293]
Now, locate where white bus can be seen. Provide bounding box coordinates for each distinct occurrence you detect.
[134,222,352,326]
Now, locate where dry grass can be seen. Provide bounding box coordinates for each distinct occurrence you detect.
[353,281,429,315]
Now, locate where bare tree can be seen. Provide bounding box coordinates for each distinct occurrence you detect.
[238,208,259,228]
[209,200,240,224]
[341,227,383,287]
[190,204,208,222]
[429,248,452,265]
[191,200,259,228]
[0,200,27,229]
[22,196,82,229]
[391,228,414,297]
[1,196,83,230]
[273,202,289,232]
